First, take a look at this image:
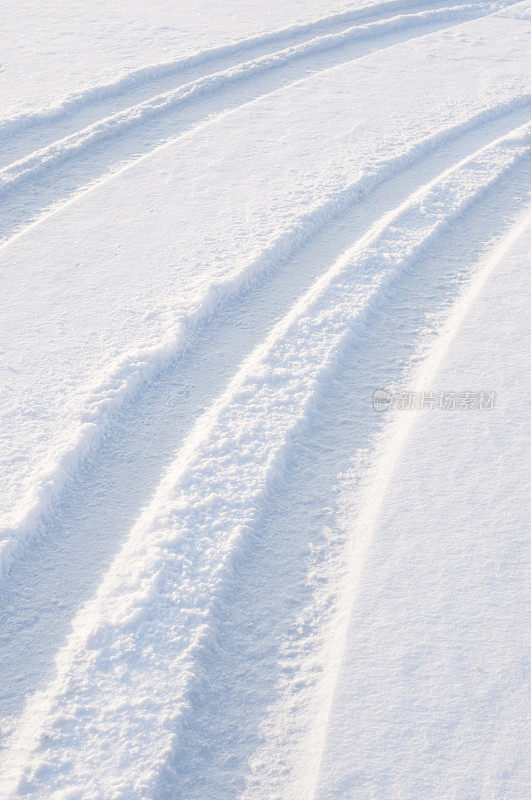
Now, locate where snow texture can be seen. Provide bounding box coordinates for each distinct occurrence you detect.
[0,1,529,798]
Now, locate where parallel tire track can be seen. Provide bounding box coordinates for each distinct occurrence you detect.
[1,122,528,800]
[0,5,528,798]
[0,95,529,583]
[0,107,527,769]
[0,3,487,191]
[0,1,511,236]
[176,160,531,800]
[0,0,509,152]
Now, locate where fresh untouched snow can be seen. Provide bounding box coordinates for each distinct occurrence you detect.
[0,1,529,799]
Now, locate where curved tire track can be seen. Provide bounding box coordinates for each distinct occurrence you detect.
[0,96,529,585]
[303,205,531,800]
[0,1,510,241]
[0,121,529,800]
[171,152,531,800]
[0,0,507,154]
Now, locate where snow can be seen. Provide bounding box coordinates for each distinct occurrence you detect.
[0,1,529,798]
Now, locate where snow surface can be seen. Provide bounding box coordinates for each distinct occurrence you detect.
[0,1,529,798]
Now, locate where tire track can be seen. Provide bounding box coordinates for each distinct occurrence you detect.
[1,121,528,800]
[0,97,529,584]
[305,206,531,800]
[0,0,503,158]
[168,152,531,800]
[0,1,508,241]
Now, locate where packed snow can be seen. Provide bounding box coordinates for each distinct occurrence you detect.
[0,1,529,798]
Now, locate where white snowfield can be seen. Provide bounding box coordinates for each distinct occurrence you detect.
[0,1,529,799]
